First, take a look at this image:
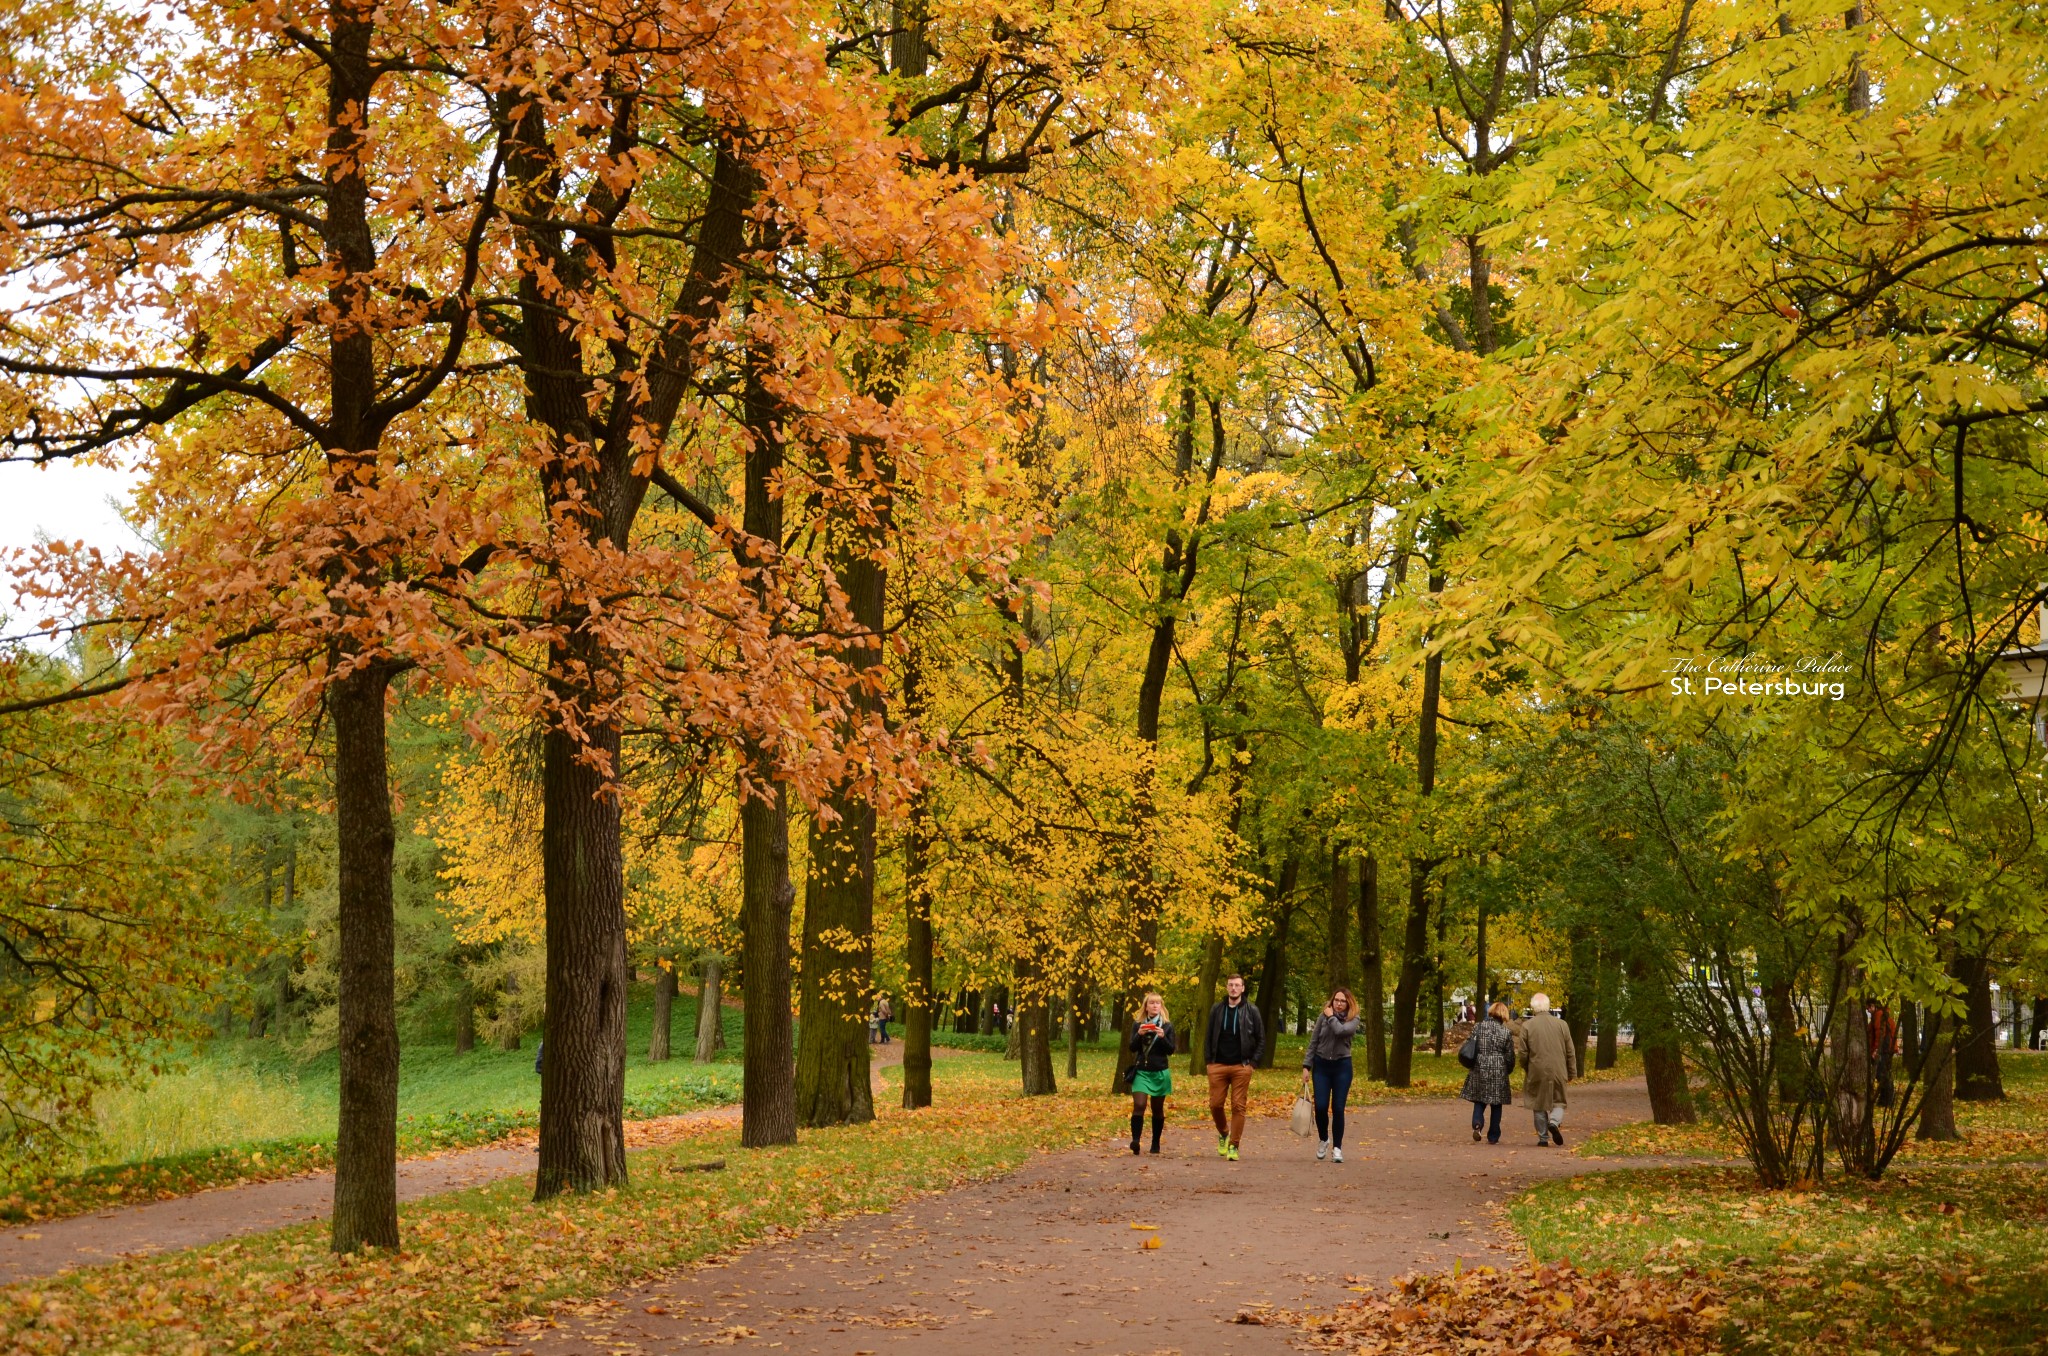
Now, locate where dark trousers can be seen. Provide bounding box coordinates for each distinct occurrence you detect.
[1471,1101,1504,1143]
[1310,1056,1354,1148]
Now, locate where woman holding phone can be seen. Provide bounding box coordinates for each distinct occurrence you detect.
[1127,992,1176,1155]
[1302,988,1361,1161]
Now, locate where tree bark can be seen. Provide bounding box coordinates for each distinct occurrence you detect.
[1357,853,1386,1081]
[901,653,936,1110]
[1917,1024,1960,1140]
[739,776,797,1146]
[1594,954,1619,1071]
[1388,635,1443,1088]
[1016,955,1056,1096]
[1642,1039,1696,1125]
[1255,874,1296,1070]
[537,697,629,1198]
[1954,951,2004,1101]
[694,955,723,1064]
[1565,927,1595,1077]
[329,661,399,1253]
[796,795,877,1126]
[1324,843,1351,998]
[1189,932,1222,1074]
[649,963,677,1063]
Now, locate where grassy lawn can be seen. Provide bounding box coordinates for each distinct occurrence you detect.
[1578,1050,2048,1165]
[1,1051,1110,1356]
[1,984,743,1224]
[1514,1052,2048,1355]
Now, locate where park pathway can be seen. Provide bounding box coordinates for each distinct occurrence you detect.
[0,1043,918,1286]
[502,1076,1661,1356]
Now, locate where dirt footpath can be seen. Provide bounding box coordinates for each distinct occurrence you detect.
[509,1078,1659,1356]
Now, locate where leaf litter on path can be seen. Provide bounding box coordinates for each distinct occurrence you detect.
[1235,1259,1725,1354]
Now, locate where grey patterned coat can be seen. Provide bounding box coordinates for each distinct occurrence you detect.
[1458,1017,1516,1106]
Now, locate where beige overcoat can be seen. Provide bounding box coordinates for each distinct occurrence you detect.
[1515,1011,1578,1110]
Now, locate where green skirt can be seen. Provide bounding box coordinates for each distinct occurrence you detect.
[1131,1068,1173,1097]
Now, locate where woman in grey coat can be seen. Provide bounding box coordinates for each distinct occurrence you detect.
[1459,1001,1516,1144]
[1302,988,1361,1161]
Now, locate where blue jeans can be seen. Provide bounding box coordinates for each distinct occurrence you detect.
[1310,1056,1354,1147]
[1471,1101,1503,1143]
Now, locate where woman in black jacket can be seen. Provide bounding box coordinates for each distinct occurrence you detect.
[1127,992,1176,1155]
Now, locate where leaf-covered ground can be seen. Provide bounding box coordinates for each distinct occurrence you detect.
[1234,1260,1724,1355]
[1511,1165,2048,1354]
[1,1056,1106,1355]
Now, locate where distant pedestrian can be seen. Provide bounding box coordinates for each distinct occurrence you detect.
[1205,974,1265,1161]
[1302,988,1360,1162]
[1127,992,1176,1155]
[1515,993,1577,1146]
[1867,998,1897,1107]
[877,995,893,1045]
[1459,1001,1516,1144]
[991,997,1007,1034]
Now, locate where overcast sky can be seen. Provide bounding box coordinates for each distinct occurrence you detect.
[1,458,146,639]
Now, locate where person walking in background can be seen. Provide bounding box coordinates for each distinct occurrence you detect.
[1867,998,1897,1107]
[1460,1000,1516,1144]
[877,995,893,1045]
[1515,993,1577,1146]
[1303,987,1360,1162]
[1127,992,1176,1155]
[1205,974,1264,1161]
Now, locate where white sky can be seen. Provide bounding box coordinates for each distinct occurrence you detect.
[0,458,147,640]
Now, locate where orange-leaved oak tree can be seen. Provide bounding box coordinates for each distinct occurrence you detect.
[455,0,1037,1172]
[0,0,508,1250]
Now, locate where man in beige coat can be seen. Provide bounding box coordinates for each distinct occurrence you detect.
[1514,993,1577,1146]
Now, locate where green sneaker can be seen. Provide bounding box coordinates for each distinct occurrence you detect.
[1226,1143,1240,1161]
[1216,1135,1229,1158]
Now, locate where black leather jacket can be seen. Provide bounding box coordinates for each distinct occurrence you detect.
[1128,1019,1176,1072]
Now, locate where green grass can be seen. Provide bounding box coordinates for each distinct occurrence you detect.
[1511,1165,2048,1354]
[1,1051,1110,1356]
[1578,1049,2048,1165]
[2,982,743,1223]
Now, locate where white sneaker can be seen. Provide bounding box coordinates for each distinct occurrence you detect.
[1333,1147,1343,1163]
[1316,1140,1328,1161]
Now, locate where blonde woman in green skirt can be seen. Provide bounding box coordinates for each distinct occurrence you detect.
[1128,991,1176,1154]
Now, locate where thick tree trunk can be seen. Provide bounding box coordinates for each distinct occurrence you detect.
[694,956,723,1063]
[1917,1025,1960,1140]
[1358,854,1386,1081]
[537,699,629,1198]
[330,662,399,1253]
[1594,957,1619,1071]
[1255,911,1292,1070]
[739,777,797,1146]
[1189,933,1222,1074]
[649,963,677,1063]
[1953,952,2004,1101]
[1016,956,1056,1096]
[1899,1001,1922,1077]
[1387,859,1432,1088]
[1565,928,1595,1077]
[1324,844,1350,997]
[902,812,935,1107]
[2032,996,2047,1050]
[901,656,936,1110]
[796,794,876,1127]
[1628,958,1694,1124]
[1643,1039,1695,1124]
